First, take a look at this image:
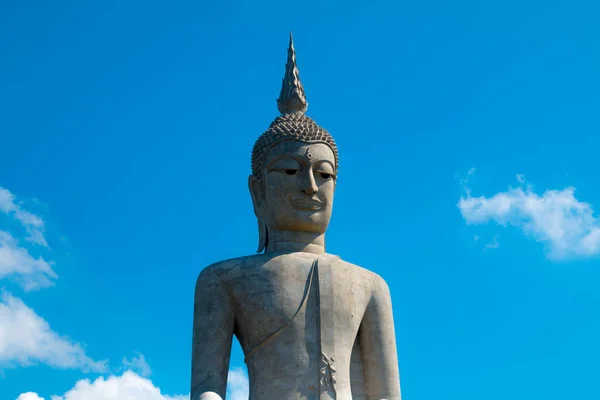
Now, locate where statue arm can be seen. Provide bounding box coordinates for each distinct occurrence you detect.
[358,275,402,400]
[191,266,235,400]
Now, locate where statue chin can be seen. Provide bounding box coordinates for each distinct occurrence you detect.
[268,219,329,236]
[266,209,332,235]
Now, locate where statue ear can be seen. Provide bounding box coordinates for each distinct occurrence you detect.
[248,175,268,253]
[248,175,263,217]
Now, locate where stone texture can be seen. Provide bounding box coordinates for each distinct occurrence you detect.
[191,35,401,400]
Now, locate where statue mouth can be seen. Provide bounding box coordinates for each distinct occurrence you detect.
[290,198,324,211]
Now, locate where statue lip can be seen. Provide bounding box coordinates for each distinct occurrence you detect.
[290,198,324,210]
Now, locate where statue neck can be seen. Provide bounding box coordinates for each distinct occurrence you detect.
[265,230,326,254]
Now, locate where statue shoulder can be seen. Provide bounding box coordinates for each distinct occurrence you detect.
[334,258,392,297]
[196,254,271,285]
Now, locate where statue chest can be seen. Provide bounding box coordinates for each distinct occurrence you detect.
[230,257,371,365]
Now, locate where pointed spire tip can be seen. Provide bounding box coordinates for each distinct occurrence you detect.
[277,32,308,115]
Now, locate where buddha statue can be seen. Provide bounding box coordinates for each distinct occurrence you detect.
[191,34,401,400]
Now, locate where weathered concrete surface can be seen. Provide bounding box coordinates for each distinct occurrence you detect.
[192,252,400,400]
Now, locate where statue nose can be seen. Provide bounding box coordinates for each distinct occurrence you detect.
[300,170,318,195]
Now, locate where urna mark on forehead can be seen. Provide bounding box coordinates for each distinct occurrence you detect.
[265,140,336,171]
[251,112,339,182]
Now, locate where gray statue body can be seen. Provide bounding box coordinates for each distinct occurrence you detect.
[193,252,399,400]
[191,34,401,400]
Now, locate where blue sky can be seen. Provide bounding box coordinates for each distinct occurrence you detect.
[1,0,600,399]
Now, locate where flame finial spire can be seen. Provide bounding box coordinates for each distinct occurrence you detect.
[277,32,308,115]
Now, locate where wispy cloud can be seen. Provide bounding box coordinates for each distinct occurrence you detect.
[0,186,56,291]
[227,367,249,400]
[458,172,600,260]
[484,235,500,250]
[457,167,477,197]
[122,351,152,378]
[4,182,249,399]
[0,187,48,248]
[0,232,57,291]
[0,292,106,372]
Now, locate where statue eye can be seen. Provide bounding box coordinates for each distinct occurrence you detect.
[268,158,301,175]
[319,172,332,179]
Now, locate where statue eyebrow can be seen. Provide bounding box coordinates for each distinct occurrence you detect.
[266,154,306,170]
[266,153,335,171]
[313,160,336,170]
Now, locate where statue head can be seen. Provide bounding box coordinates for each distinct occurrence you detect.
[249,33,339,253]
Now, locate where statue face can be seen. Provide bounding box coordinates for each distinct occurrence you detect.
[259,140,336,234]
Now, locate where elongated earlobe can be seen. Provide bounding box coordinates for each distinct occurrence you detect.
[249,175,269,253]
[257,217,268,253]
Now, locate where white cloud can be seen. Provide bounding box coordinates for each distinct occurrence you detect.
[45,371,188,400]
[0,292,106,372]
[122,352,151,378]
[0,231,57,291]
[226,368,249,400]
[17,368,250,400]
[0,187,48,247]
[458,174,600,260]
[17,393,45,400]
[0,185,246,399]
